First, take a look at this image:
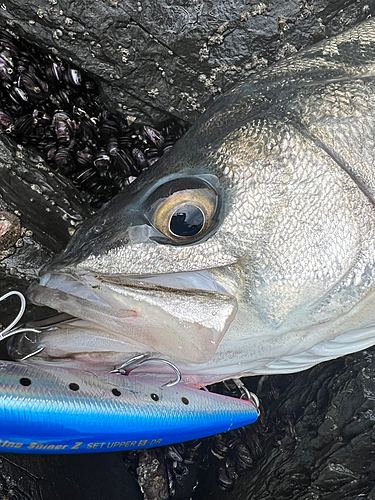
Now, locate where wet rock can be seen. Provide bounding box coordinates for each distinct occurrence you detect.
[0,134,89,264]
[0,452,143,500]
[212,348,375,500]
[0,210,20,260]
[162,351,375,499]
[0,0,372,124]
[137,449,170,500]
[0,133,89,327]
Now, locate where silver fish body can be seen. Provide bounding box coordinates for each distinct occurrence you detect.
[17,19,375,386]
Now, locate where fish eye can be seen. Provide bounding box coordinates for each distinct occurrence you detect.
[149,186,218,243]
[170,204,204,237]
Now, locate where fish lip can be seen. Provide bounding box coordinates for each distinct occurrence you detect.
[29,269,238,368]
[38,268,232,296]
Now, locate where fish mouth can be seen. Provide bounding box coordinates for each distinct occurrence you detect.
[21,269,238,369]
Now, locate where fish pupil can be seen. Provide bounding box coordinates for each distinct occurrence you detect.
[170,204,204,237]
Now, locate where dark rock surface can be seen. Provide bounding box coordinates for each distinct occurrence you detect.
[198,348,375,499]
[0,452,143,499]
[0,135,89,273]
[0,134,90,331]
[0,0,372,124]
[0,1,374,499]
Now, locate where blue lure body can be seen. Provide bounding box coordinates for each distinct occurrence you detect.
[0,360,258,454]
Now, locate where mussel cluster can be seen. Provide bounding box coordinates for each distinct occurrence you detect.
[158,379,262,496]
[164,440,203,496]
[0,31,187,207]
[161,422,257,495]
[211,429,256,492]
[206,379,262,492]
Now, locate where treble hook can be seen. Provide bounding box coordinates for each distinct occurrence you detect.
[20,346,45,361]
[110,353,149,373]
[232,378,260,414]
[0,291,26,338]
[0,290,41,342]
[110,354,182,388]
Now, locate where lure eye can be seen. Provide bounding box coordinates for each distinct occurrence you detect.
[150,187,218,244]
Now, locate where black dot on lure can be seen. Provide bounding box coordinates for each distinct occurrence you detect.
[19,377,31,386]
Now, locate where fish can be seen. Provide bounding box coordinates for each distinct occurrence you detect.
[0,358,258,454]
[10,18,375,387]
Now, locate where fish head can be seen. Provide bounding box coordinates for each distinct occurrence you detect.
[21,20,375,384]
[27,128,244,367]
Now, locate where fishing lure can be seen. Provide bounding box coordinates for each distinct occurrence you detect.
[0,291,259,454]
